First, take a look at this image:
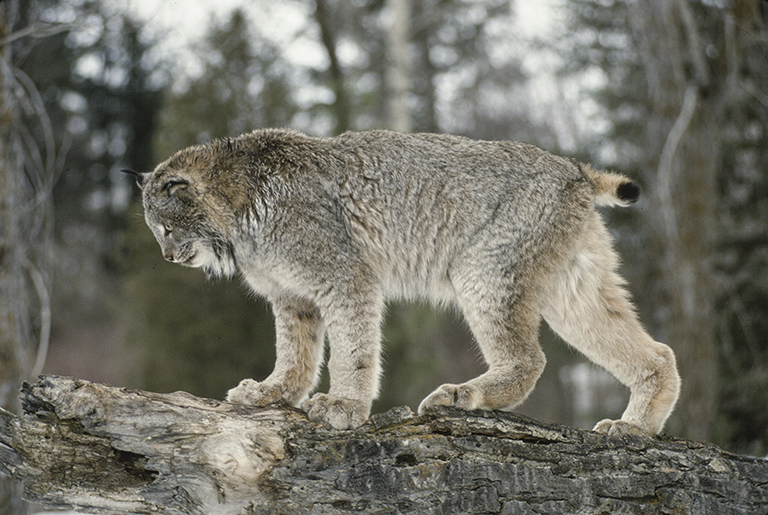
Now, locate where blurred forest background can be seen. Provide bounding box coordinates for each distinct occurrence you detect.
[2,1,768,507]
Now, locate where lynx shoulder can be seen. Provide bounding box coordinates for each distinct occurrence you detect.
[129,129,680,436]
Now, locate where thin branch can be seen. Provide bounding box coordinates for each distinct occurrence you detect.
[657,85,699,244]
[25,260,51,380]
[675,0,710,87]
[727,292,762,367]
[740,81,768,110]
[0,22,70,47]
[0,19,61,389]
[12,66,60,248]
[14,68,56,183]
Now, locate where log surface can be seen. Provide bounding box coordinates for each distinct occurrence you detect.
[1,376,767,514]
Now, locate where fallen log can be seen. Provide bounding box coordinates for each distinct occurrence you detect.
[0,376,766,514]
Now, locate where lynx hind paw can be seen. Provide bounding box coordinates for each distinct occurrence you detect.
[301,393,371,430]
[417,383,483,415]
[226,379,282,407]
[593,419,650,437]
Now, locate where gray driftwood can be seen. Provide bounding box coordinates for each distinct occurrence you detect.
[0,376,766,514]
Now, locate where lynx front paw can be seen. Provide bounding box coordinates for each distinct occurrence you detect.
[593,419,649,437]
[226,379,282,407]
[301,393,371,430]
[417,383,483,414]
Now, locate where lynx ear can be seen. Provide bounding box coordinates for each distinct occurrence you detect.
[121,169,149,190]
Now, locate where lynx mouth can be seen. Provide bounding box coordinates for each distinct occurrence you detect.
[179,253,198,267]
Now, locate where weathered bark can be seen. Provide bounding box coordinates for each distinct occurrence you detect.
[1,376,767,515]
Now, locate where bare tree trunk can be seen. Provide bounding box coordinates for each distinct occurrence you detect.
[627,0,740,442]
[651,84,719,443]
[314,0,352,135]
[0,135,31,514]
[2,376,767,515]
[0,4,33,513]
[411,2,439,133]
[385,0,411,133]
[0,0,29,429]
[0,2,59,511]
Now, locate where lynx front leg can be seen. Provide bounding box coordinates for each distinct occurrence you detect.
[302,289,384,430]
[227,297,325,408]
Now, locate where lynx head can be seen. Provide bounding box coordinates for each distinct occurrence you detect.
[124,145,239,280]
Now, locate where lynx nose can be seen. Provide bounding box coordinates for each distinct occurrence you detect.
[163,251,176,262]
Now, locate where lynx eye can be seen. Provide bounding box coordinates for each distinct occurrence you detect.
[163,224,173,235]
[163,179,188,196]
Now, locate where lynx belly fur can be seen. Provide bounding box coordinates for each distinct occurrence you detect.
[129,129,680,435]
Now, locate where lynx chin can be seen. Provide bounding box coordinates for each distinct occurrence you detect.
[127,129,680,436]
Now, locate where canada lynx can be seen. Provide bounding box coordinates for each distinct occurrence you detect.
[128,129,680,436]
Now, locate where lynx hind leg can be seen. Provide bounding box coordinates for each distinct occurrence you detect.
[419,261,547,415]
[541,214,680,436]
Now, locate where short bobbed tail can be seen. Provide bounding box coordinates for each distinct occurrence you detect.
[577,162,640,207]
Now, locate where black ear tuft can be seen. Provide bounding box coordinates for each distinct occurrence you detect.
[617,181,641,204]
[121,169,148,189]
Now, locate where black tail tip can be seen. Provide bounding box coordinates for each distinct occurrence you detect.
[617,181,641,204]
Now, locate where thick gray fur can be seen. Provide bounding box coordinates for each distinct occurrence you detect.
[136,129,680,435]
